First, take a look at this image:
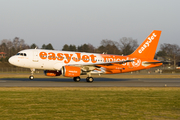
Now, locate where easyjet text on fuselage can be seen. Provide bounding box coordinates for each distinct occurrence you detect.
[39,51,97,64]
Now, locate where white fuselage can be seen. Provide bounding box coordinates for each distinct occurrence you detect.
[9,49,105,71]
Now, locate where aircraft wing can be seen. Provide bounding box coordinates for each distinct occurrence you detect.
[64,59,133,73]
[67,60,134,67]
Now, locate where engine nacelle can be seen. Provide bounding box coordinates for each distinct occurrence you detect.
[44,70,61,76]
[61,66,81,77]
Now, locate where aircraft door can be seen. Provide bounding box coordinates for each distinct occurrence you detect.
[33,51,39,62]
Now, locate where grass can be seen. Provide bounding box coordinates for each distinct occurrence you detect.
[0,87,180,120]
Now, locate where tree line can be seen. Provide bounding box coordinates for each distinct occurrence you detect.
[0,37,138,57]
[0,37,180,67]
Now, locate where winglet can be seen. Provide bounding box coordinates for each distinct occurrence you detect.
[128,30,161,59]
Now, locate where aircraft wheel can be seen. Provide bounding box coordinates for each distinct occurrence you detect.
[86,77,94,83]
[29,75,34,80]
[73,77,81,82]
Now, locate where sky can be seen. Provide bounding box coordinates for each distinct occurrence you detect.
[0,0,180,50]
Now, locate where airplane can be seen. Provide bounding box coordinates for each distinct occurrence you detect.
[8,30,162,82]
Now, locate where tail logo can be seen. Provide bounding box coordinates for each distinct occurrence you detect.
[138,33,157,54]
[131,58,141,67]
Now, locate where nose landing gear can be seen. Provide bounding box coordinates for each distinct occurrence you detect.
[29,75,34,80]
[29,68,35,80]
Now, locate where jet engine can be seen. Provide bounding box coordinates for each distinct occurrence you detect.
[61,66,81,77]
[44,70,61,76]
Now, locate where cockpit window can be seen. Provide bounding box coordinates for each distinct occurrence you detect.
[16,53,27,56]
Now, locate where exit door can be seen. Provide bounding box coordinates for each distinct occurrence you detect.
[33,51,39,62]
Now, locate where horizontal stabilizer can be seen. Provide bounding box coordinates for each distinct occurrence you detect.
[143,61,170,64]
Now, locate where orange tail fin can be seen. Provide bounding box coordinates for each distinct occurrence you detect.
[128,30,161,59]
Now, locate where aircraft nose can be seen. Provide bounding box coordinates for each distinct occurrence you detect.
[8,56,15,65]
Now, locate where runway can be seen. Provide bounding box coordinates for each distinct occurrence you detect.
[0,77,180,87]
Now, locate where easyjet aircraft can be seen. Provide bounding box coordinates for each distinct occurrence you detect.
[9,30,162,82]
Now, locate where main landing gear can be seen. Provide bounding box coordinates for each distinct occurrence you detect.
[29,68,35,80]
[73,77,81,82]
[73,72,94,83]
[73,76,94,83]
[86,77,94,83]
[86,73,94,83]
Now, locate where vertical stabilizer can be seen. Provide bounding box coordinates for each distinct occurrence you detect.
[129,30,161,59]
